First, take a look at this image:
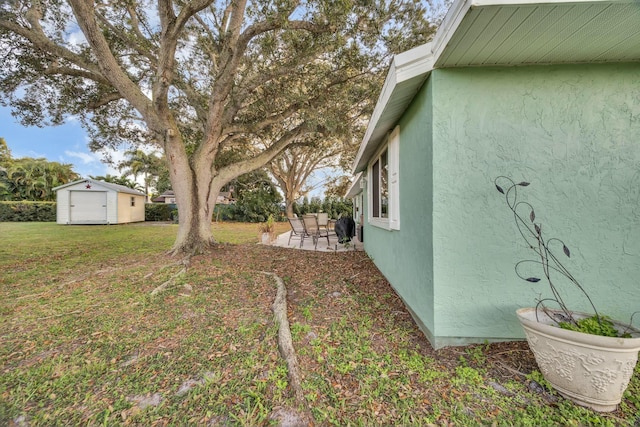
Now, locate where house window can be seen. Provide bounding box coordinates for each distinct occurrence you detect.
[372,149,388,219]
[131,197,135,207]
[368,126,400,230]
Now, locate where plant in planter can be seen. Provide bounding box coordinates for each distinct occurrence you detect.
[494,176,640,412]
[258,214,277,244]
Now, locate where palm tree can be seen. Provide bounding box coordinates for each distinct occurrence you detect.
[1,158,78,201]
[118,149,164,202]
[90,174,144,191]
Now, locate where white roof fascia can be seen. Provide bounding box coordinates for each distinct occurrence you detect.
[431,0,475,64]
[393,42,435,81]
[351,43,435,174]
[345,172,364,198]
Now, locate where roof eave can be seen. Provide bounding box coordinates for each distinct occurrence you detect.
[351,0,640,175]
[351,44,435,173]
[345,172,364,198]
[53,178,145,196]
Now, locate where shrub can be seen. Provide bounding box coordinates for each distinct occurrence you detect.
[0,201,56,222]
[145,203,177,221]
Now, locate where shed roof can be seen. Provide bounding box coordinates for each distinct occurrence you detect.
[352,0,640,173]
[53,179,146,196]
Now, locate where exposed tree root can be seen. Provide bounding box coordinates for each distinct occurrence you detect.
[264,272,313,425]
[144,258,189,280]
[150,257,191,296]
[166,237,217,258]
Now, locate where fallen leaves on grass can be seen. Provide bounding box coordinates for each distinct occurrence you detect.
[2,238,639,426]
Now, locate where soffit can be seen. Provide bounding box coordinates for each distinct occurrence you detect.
[351,0,640,175]
[433,0,640,68]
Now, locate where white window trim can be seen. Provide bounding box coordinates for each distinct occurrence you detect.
[368,126,400,230]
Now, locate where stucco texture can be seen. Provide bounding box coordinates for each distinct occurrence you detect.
[363,79,436,340]
[431,63,640,342]
[364,62,640,348]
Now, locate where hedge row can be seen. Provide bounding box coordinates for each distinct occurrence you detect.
[0,202,298,223]
[145,203,178,221]
[0,202,180,222]
[0,201,57,222]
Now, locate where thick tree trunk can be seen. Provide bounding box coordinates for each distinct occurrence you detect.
[285,196,295,218]
[165,137,218,256]
[171,197,215,256]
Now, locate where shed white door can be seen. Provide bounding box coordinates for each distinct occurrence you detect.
[70,191,107,223]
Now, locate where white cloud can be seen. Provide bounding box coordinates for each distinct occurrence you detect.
[65,150,99,164]
[63,145,154,192]
[67,30,87,46]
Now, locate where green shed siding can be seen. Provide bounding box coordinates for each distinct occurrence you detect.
[364,62,640,348]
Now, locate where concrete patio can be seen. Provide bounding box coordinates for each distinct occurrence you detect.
[265,229,362,252]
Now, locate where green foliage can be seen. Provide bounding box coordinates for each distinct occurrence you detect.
[118,149,166,197]
[216,192,353,223]
[90,174,143,191]
[218,170,283,223]
[257,214,276,234]
[233,189,282,223]
[0,154,79,201]
[0,201,56,221]
[213,204,235,222]
[559,315,631,338]
[324,176,353,198]
[145,203,177,221]
[293,196,352,219]
[0,137,10,164]
[451,366,484,388]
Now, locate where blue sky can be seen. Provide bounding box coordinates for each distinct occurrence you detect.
[0,105,331,197]
[1,105,122,178]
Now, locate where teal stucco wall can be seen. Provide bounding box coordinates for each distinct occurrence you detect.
[364,62,640,348]
[363,78,436,341]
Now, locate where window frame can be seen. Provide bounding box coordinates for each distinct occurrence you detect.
[367,126,400,230]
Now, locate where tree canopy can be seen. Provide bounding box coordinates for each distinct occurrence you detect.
[0,141,79,201]
[89,174,144,191]
[0,0,435,254]
[270,142,344,217]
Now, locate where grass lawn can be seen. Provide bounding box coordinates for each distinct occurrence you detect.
[1,222,639,426]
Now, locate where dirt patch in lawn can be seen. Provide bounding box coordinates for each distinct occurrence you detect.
[203,242,539,374]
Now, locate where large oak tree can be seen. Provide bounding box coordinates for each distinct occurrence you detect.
[0,0,433,254]
[270,142,344,218]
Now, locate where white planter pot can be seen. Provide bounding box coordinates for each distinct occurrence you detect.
[516,307,640,412]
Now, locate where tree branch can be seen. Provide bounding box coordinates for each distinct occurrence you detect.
[95,11,157,65]
[87,92,123,110]
[0,19,108,86]
[42,65,111,86]
[215,123,309,184]
[67,0,155,123]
